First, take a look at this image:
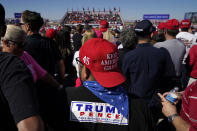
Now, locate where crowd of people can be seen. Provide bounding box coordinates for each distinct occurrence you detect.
[1,3,197,131]
[63,9,123,25]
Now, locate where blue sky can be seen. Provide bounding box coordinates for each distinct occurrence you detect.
[1,0,197,21]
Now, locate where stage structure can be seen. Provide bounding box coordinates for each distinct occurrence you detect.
[60,7,124,26]
[184,12,197,23]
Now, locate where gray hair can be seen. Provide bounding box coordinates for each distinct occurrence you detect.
[4,25,26,43]
[120,28,138,49]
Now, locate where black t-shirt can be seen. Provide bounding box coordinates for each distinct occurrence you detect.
[0,52,39,130]
[59,86,154,131]
[25,34,62,75]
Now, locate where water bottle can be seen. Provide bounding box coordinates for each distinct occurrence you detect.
[165,87,179,103]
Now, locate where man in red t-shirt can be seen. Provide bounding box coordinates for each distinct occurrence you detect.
[186,45,197,86]
[158,81,197,131]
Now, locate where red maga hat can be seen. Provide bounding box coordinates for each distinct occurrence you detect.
[158,22,165,30]
[100,20,109,32]
[46,28,57,39]
[164,19,179,30]
[180,19,191,29]
[79,38,125,88]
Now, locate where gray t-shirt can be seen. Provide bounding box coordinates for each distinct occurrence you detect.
[154,39,186,76]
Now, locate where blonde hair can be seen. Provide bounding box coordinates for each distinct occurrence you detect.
[81,29,97,45]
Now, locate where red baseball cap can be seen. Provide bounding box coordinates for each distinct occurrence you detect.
[79,38,126,88]
[100,20,109,32]
[164,19,179,30]
[157,22,165,30]
[180,19,191,29]
[46,28,57,39]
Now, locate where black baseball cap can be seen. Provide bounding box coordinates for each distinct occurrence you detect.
[134,20,156,36]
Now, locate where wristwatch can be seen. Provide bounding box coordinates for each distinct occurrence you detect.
[168,114,179,123]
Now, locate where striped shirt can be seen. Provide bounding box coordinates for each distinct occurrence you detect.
[180,80,197,131]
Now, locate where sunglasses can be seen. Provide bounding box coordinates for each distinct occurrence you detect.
[19,22,25,26]
[7,39,26,48]
[75,57,83,65]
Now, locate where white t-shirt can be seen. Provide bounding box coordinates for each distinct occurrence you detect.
[176,32,197,45]
[72,51,79,77]
[119,26,123,31]
[118,44,123,49]
[176,32,197,63]
[194,32,197,38]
